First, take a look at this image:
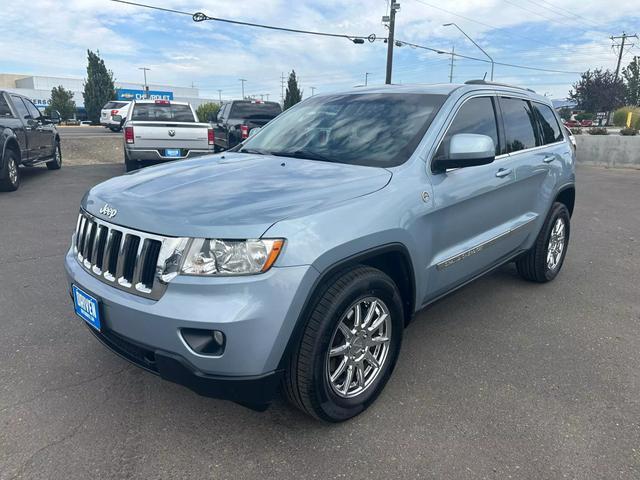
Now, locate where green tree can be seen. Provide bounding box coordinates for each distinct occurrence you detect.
[44,85,76,120]
[82,50,116,123]
[558,107,572,121]
[196,102,220,122]
[568,68,625,113]
[622,56,640,106]
[283,70,303,110]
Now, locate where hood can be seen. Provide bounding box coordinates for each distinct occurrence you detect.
[83,153,392,238]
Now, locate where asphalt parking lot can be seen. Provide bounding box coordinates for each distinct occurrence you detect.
[1,145,639,479]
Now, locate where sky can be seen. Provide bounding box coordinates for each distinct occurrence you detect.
[2,0,639,102]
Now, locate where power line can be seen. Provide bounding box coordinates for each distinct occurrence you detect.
[111,0,384,44]
[395,39,582,74]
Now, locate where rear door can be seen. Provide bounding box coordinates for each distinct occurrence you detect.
[426,94,526,299]
[496,96,555,241]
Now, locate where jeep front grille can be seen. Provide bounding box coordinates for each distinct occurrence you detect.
[73,210,178,300]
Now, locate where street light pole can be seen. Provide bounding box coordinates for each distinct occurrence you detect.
[365,72,371,86]
[239,78,247,99]
[217,89,222,105]
[138,67,151,98]
[443,23,494,81]
[310,86,316,96]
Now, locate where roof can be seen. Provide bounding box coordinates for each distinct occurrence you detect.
[324,81,548,103]
[133,99,190,105]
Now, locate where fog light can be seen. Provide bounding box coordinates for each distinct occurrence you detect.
[181,328,225,356]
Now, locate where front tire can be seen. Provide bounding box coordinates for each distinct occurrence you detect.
[46,141,62,170]
[284,266,404,422]
[0,149,21,192]
[516,202,570,282]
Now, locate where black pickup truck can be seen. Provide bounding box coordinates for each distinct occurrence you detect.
[212,100,282,151]
[0,91,62,192]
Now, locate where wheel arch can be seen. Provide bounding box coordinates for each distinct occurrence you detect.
[277,243,416,370]
[554,184,575,217]
[2,135,21,166]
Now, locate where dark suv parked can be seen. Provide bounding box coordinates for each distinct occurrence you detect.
[212,100,282,151]
[0,91,62,192]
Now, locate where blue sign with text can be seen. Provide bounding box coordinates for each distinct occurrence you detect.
[116,89,173,101]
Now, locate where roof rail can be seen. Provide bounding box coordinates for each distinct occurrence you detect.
[464,79,536,93]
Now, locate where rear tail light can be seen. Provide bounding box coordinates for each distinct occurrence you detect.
[124,126,134,144]
[110,109,119,116]
[240,125,249,139]
[207,128,215,145]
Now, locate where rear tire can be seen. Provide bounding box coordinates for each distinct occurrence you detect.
[46,141,62,170]
[284,266,404,422]
[516,202,570,282]
[0,149,20,192]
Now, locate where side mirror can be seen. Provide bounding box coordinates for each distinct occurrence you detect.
[248,127,261,137]
[112,114,123,123]
[432,133,495,172]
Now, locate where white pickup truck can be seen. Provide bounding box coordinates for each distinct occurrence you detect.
[118,99,215,172]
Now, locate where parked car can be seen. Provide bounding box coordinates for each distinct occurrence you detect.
[100,101,131,131]
[80,120,92,126]
[65,81,575,421]
[579,119,593,127]
[0,91,62,192]
[563,119,580,128]
[212,100,282,151]
[118,99,216,172]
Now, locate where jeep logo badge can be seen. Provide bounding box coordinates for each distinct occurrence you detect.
[99,204,118,219]
[168,129,176,137]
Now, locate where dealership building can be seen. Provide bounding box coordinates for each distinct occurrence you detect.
[0,73,215,119]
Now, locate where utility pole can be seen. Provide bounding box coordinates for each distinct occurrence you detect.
[310,86,316,96]
[265,94,270,101]
[444,23,494,81]
[138,67,150,98]
[365,72,370,86]
[217,89,222,105]
[611,32,638,79]
[239,78,247,99]
[385,0,400,84]
[448,45,455,83]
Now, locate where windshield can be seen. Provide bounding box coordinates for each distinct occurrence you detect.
[230,101,282,118]
[131,103,195,122]
[239,93,445,167]
[103,101,127,109]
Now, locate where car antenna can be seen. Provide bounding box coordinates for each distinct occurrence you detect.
[482,72,487,80]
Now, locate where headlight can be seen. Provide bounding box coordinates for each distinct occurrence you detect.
[181,239,284,276]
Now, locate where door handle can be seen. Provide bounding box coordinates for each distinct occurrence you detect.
[543,155,555,163]
[495,168,512,178]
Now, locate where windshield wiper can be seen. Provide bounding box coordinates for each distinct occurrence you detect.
[270,149,335,162]
[238,147,270,155]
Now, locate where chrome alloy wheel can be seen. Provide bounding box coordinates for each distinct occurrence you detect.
[547,217,566,271]
[326,297,392,399]
[8,157,18,185]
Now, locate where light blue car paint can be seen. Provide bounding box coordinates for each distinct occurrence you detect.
[65,82,575,401]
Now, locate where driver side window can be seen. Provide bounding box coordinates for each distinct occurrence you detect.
[24,99,42,120]
[434,96,500,160]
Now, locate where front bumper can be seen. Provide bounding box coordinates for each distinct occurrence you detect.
[65,248,318,404]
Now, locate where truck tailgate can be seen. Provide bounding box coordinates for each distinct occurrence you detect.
[129,122,210,149]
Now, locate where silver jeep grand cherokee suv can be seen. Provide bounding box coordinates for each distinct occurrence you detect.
[65,81,575,422]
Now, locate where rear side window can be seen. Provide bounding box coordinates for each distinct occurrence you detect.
[435,96,500,159]
[532,103,563,144]
[0,95,13,117]
[131,103,195,122]
[230,101,282,118]
[103,102,127,109]
[23,98,42,119]
[499,98,539,152]
[11,96,30,119]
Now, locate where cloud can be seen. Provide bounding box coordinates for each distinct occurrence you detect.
[3,0,639,99]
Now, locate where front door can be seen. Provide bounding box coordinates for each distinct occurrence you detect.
[23,98,52,159]
[423,95,525,301]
